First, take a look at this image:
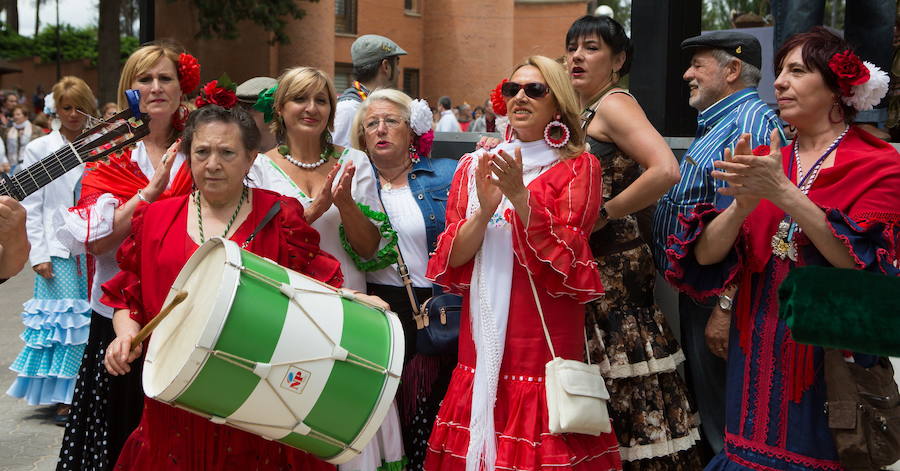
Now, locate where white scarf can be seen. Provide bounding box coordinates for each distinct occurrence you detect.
[465,138,560,471]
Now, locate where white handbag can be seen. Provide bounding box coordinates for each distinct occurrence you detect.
[528,273,612,436]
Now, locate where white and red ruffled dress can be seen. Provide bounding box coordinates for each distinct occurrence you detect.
[424,139,622,471]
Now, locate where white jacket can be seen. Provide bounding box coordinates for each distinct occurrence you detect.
[21,131,85,266]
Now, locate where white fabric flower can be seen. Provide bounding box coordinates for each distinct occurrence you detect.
[843,61,889,112]
[409,99,433,136]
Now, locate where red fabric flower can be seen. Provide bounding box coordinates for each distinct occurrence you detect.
[490,79,508,117]
[177,53,201,95]
[752,145,770,156]
[829,50,869,97]
[415,129,435,157]
[195,80,238,109]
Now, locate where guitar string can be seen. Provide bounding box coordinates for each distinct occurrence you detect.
[1,118,143,198]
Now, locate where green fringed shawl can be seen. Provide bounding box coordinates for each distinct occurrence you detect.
[779,266,900,356]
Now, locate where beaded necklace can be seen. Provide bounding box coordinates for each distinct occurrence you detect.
[770,125,849,261]
[278,144,334,170]
[195,185,249,244]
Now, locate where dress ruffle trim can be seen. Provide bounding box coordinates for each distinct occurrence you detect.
[20,300,91,346]
[376,457,408,471]
[603,349,686,379]
[664,203,746,301]
[10,342,86,378]
[6,375,77,405]
[425,366,622,471]
[821,208,900,275]
[510,197,604,303]
[618,426,700,462]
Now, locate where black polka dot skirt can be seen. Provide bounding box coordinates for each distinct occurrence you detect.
[57,311,144,471]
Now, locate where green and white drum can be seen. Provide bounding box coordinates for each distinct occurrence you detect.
[143,238,404,465]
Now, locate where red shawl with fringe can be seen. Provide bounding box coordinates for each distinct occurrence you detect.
[738,126,900,402]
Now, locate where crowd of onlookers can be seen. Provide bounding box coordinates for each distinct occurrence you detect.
[430,96,500,133]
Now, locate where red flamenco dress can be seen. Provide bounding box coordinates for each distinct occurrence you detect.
[102,188,343,471]
[665,126,900,471]
[424,143,623,471]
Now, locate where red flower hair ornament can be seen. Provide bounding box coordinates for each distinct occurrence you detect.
[177,53,201,95]
[490,78,508,117]
[828,49,888,111]
[195,74,238,110]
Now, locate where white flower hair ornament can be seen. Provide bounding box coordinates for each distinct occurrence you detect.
[409,98,435,162]
[843,62,889,112]
[829,50,889,112]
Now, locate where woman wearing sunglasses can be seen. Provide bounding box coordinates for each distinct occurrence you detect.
[424,55,622,471]
[565,15,702,469]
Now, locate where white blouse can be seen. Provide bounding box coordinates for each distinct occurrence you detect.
[366,185,430,288]
[248,147,381,291]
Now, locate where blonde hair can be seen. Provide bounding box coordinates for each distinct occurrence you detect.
[116,41,183,111]
[271,67,338,150]
[511,55,585,159]
[52,76,98,118]
[349,88,412,152]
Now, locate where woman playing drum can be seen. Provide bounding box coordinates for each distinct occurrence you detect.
[102,105,344,470]
[57,40,200,471]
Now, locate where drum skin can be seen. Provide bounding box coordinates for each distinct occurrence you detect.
[143,238,404,464]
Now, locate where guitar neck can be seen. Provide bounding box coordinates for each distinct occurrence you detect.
[0,144,85,201]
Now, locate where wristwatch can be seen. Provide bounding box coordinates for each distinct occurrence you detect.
[599,206,610,221]
[718,294,734,311]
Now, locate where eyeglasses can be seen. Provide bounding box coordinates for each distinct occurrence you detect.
[363,115,407,132]
[500,81,551,99]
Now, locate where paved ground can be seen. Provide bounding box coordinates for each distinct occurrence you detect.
[0,266,898,470]
[0,270,62,471]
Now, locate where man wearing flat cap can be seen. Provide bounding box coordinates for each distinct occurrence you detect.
[651,30,785,455]
[236,76,278,152]
[332,34,407,148]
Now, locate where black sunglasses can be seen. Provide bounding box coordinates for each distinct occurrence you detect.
[500,81,550,99]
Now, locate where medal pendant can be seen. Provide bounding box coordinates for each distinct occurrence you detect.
[770,220,791,260]
[787,242,798,262]
[382,182,391,190]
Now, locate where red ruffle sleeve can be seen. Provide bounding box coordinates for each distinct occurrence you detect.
[100,201,150,324]
[426,155,476,295]
[509,152,605,303]
[274,196,344,288]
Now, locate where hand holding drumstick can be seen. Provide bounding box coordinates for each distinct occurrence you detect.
[105,291,187,376]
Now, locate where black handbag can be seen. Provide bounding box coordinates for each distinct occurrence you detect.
[415,286,462,356]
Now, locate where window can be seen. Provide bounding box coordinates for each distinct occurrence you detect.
[336,0,356,34]
[403,68,420,99]
[404,0,420,13]
[334,63,354,92]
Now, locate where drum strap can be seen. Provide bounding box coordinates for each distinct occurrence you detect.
[242,201,281,248]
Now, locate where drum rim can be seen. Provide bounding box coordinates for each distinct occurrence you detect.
[144,237,243,402]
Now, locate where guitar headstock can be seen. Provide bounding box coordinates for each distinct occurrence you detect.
[74,89,150,163]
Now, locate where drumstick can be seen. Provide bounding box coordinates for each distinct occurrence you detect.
[130,290,188,351]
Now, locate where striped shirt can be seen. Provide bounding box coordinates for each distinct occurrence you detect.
[651,87,784,271]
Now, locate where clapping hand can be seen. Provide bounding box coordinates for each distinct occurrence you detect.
[142,139,181,202]
[475,153,502,217]
[332,161,356,211]
[489,147,528,210]
[712,129,787,214]
[305,163,341,224]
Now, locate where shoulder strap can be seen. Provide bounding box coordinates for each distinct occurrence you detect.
[368,158,421,315]
[242,201,281,248]
[527,271,592,363]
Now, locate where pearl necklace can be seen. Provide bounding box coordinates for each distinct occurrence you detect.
[279,144,333,170]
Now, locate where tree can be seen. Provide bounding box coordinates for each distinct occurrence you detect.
[173,0,317,44]
[121,0,138,37]
[34,0,41,37]
[98,0,121,104]
[5,0,17,34]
